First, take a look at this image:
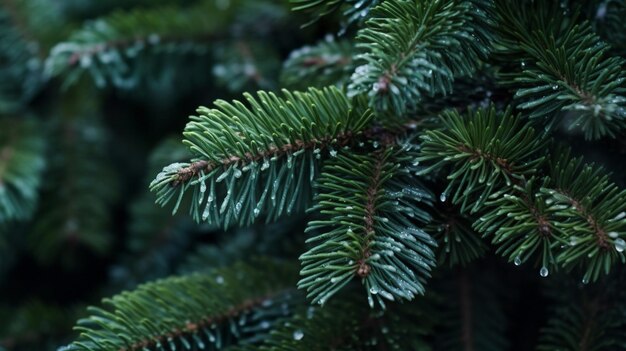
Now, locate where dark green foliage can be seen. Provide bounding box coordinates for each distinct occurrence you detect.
[0,118,45,223]
[428,206,487,267]
[433,268,510,351]
[417,106,548,214]
[300,144,436,307]
[542,150,626,282]
[232,292,435,351]
[290,0,381,26]
[495,0,626,139]
[4,0,626,349]
[62,259,299,351]
[213,42,281,92]
[29,117,117,267]
[281,37,354,90]
[537,271,626,350]
[348,0,493,115]
[150,87,372,228]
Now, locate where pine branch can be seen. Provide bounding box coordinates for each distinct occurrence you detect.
[299,141,436,307]
[150,87,373,228]
[0,118,45,223]
[60,259,299,351]
[347,0,493,115]
[495,0,626,139]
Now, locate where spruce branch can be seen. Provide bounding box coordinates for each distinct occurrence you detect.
[348,0,493,115]
[417,106,548,214]
[231,291,435,351]
[60,259,299,351]
[0,118,45,223]
[150,87,373,228]
[281,37,354,90]
[418,106,626,281]
[290,0,381,26]
[495,0,626,139]
[299,141,436,307]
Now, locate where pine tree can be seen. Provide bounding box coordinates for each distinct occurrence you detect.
[1,0,626,350]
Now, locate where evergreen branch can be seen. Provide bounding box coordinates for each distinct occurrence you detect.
[593,0,626,56]
[60,259,299,351]
[433,268,510,351]
[28,117,117,267]
[299,142,436,307]
[0,1,48,113]
[428,205,487,267]
[150,87,373,228]
[230,292,435,351]
[417,106,548,214]
[347,0,493,115]
[213,41,281,92]
[542,149,626,282]
[290,0,381,26]
[0,118,45,223]
[45,0,243,88]
[495,0,626,139]
[537,272,626,351]
[281,37,354,90]
[474,178,562,270]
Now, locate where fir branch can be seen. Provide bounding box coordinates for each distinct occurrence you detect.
[495,0,626,139]
[45,0,254,88]
[299,141,436,307]
[0,118,45,223]
[348,0,493,115]
[231,291,436,351]
[60,259,299,351]
[537,272,626,351]
[281,37,354,90]
[542,150,626,283]
[150,87,373,228]
[290,0,381,26]
[417,106,548,214]
[433,267,510,351]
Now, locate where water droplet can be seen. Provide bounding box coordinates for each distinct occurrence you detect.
[521,61,526,68]
[614,238,625,253]
[215,276,224,284]
[569,236,579,246]
[253,207,261,217]
[514,256,522,266]
[233,168,242,178]
[292,330,304,341]
[369,287,379,295]
[329,149,337,157]
[200,181,207,193]
[439,193,447,202]
[552,85,558,90]
[539,266,549,278]
[582,277,589,284]
[609,231,619,239]
[260,321,270,329]
[261,160,270,171]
